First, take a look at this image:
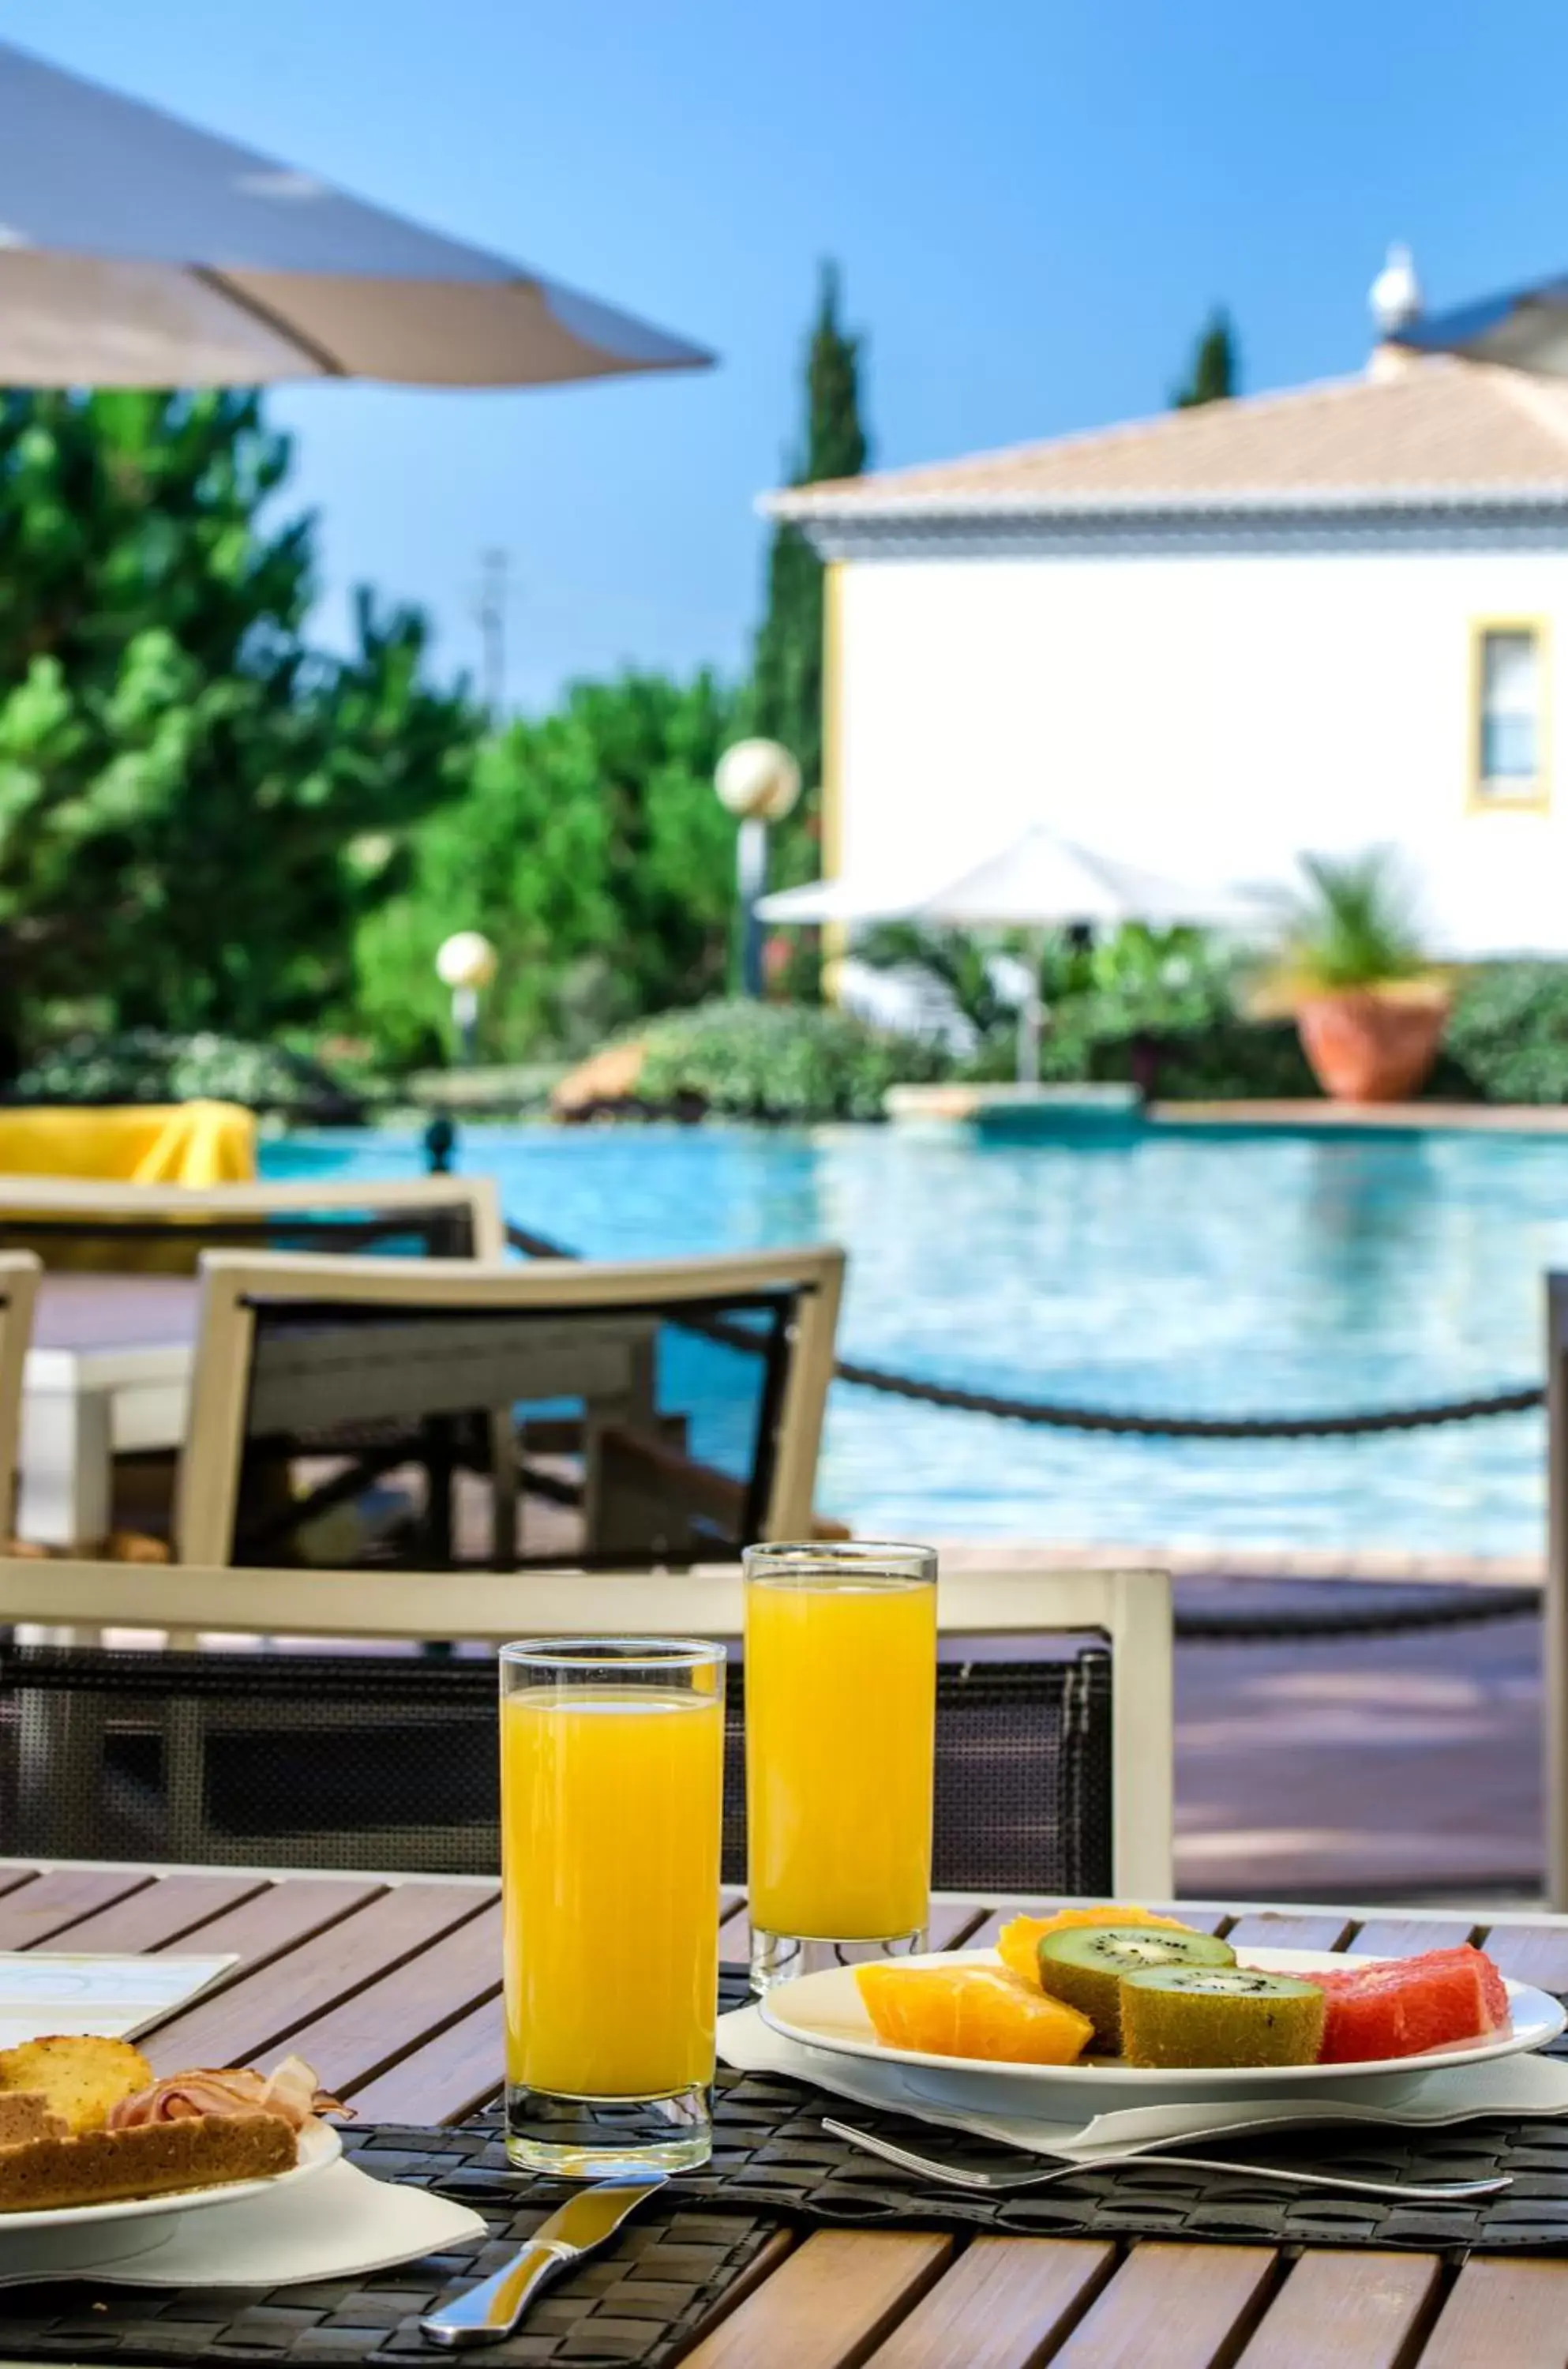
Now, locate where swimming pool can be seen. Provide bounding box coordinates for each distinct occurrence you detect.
[261,1121,1568,1556]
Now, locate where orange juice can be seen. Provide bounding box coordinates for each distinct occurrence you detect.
[502,1686,722,2097]
[745,1575,936,1939]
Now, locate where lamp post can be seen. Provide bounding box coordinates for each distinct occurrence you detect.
[714,739,802,997]
[435,930,497,1064]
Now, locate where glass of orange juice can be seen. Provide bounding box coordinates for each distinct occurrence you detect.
[501,1637,724,2176]
[743,1541,936,1991]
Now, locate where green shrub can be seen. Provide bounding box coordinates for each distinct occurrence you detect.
[354,671,738,1068]
[8,1030,362,1117]
[1447,964,1568,1102]
[633,999,952,1121]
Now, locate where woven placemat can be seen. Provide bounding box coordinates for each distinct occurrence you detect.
[421,2072,1568,2258]
[0,2161,782,2368]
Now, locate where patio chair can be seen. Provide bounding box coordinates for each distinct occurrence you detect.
[0,1171,506,1267]
[0,1560,1172,1899]
[0,1253,39,1538]
[173,1245,846,1569]
[0,1176,505,1551]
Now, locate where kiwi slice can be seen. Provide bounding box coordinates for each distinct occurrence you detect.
[1035,1924,1236,2050]
[1120,1965,1326,2069]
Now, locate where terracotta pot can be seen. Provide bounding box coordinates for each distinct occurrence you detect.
[1295,988,1450,1104]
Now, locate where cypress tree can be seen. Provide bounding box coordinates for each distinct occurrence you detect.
[748,261,868,802]
[1172,309,1239,407]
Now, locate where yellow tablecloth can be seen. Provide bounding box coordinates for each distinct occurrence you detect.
[0,1101,257,1185]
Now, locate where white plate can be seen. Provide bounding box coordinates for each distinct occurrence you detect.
[758,1948,1567,2102]
[0,2118,341,2239]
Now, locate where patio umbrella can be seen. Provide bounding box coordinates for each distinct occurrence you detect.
[1392,273,1568,376]
[757,822,1264,1080]
[0,39,711,387]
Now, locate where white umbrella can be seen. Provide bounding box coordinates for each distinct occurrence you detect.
[758,822,1265,1079]
[0,39,711,387]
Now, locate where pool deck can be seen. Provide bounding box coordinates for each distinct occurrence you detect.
[942,1539,1543,1587]
[1153,1099,1568,1133]
[888,1086,1568,1135]
[944,1545,1545,1902]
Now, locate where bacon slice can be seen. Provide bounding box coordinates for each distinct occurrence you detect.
[107,2056,350,2133]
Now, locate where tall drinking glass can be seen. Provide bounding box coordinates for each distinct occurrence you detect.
[743,1541,937,1991]
[501,1638,724,2176]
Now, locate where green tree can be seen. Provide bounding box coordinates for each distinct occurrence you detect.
[0,388,475,1064]
[354,670,739,1065]
[747,261,868,804]
[1172,309,1239,407]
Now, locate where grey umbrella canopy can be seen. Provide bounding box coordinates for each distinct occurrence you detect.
[0,39,712,387]
[1394,275,1568,376]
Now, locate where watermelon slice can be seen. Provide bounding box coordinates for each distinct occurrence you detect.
[1307,1947,1510,2064]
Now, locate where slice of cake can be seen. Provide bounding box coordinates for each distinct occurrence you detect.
[0,2044,343,2213]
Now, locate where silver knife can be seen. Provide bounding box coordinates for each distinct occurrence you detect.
[419,2175,666,2349]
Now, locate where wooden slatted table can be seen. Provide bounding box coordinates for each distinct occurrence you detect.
[6,1862,1568,2368]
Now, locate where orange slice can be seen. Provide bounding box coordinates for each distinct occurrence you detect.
[855,1962,1093,2065]
[996,1906,1189,1989]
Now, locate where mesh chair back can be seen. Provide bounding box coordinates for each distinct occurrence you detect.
[227,1286,801,1568]
[0,1639,1113,1897]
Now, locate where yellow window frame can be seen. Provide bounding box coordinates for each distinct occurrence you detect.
[1469,615,1551,813]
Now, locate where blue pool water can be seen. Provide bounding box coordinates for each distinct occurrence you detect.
[261,1123,1568,1556]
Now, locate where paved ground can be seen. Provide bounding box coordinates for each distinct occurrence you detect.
[1172,1581,1540,1900]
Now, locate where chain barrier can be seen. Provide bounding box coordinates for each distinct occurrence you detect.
[505,1219,1546,1637]
[504,1224,1543,1440]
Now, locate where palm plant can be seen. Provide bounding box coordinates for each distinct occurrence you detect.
[1252,849,1450,1102]
[1253,850,1439,1015]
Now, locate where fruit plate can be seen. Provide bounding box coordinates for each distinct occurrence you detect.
[757,1949,1567,2110]
[0,2119,341,2246]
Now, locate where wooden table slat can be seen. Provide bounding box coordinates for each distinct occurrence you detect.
[1474,1920,1568,1994]
[151,1875,388,1976]
[865,2236,1116,2368]
[347,1992,505,2123]
[1224,1913,1356,1954]
[0,1864,43,1904]
[1417,2258,1568,2368]
[279,1902,504,2097]
[43,1872,269,1954]
[142,1880,494,2073]
[0,1866,153,1949]
[681,2229,953,2369]
[1048,2243,1279,2369]
[1234,2251,1442,2369]
[1345,1917,1478,1961]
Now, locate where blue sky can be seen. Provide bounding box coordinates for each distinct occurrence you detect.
[9,2,1568,707]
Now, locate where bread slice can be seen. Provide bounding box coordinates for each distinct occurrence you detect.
[0,2037,153,2134]
[0,2109,296,2213]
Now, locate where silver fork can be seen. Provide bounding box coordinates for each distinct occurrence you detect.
[821,2118,1511,2202]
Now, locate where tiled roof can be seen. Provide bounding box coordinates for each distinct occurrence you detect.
[767,356,1568,519]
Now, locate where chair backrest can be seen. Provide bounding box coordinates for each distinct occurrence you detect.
[0,1255,39,1536]
[174,1245,846,1569]
[0,1559,1172,1897]
[0,1173,507,1271]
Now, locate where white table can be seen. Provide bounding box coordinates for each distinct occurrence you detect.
[18,1274,197,1545]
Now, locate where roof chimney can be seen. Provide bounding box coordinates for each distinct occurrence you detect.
[1368,243,1423,377]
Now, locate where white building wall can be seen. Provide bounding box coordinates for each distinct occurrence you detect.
[836,543,1568,956]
